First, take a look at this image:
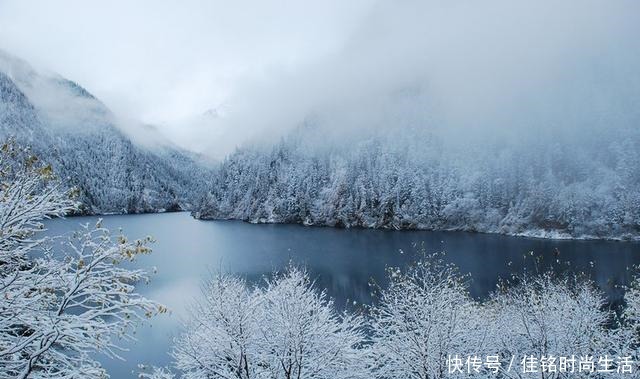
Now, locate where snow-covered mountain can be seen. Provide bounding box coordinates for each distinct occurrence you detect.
[0,50,211,214]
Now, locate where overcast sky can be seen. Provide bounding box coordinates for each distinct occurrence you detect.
[1,0,639,156]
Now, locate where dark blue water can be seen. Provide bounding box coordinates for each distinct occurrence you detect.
[43,212,640,378]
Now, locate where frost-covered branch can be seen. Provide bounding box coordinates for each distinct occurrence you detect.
[369,254,487,379]
[0,141,163,378]
[163,256,640,379]
[172,267,369,379]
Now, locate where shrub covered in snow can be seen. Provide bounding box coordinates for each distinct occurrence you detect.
[0,142,163,378]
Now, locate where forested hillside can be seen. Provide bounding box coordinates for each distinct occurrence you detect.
[0,50,210,214]
[194,124,640,240]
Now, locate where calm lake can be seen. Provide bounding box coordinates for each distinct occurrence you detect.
[44,212,640,378]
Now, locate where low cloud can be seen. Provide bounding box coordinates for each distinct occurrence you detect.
[1,0,638,157]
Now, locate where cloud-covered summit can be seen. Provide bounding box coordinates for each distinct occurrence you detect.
[1,0,638,157]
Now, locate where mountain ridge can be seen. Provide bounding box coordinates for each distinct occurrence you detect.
[0,50,210,215]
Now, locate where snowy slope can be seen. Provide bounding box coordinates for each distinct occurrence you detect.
[0,50,210,214]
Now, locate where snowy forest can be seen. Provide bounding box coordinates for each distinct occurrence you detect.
[0,50,210,215]
[194,122,640,240]
[184,0,640,241]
